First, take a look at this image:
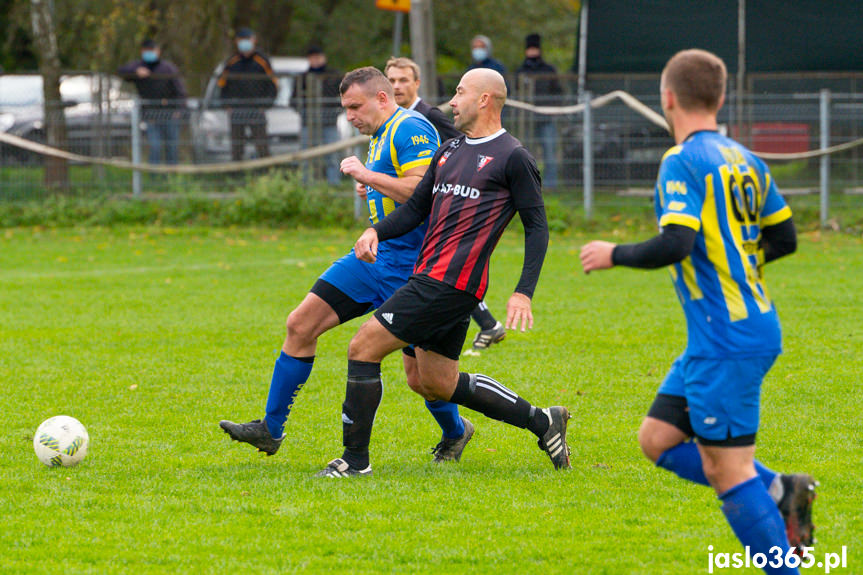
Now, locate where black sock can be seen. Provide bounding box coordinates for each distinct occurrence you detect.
[470,302,498,331]
[341,360,382,470]
[449,372,532,428]
[526,406,550,439]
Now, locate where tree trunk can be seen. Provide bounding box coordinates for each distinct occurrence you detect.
[30,0,68,189]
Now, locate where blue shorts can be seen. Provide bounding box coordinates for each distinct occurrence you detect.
[657,353,777,443]
[318,249,414,313]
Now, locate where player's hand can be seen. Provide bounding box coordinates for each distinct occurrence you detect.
[341,156,370,182]
[135,66,151,78]
[354,181,368,200]
[506,292,533,332]
[354,227,379,263]
[580,241,616,274]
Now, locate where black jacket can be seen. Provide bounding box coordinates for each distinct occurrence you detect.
[117,59,187,110]
[217,51,278,107]
[297,66,342,126]
[413,99,461,142]
[515,58,564,105]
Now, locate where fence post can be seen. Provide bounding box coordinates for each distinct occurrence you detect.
[353,141,364,221]
[583,91,594,219]
[131,98,142,197]
[819,89,830,228]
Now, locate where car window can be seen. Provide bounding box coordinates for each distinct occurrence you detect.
[274,75,295,107]
[0,75,129,109]
[0,76,44,107]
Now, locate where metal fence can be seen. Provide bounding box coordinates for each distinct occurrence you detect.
[1,71,862,205]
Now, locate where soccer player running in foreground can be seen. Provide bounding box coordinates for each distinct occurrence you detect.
[316,68,571,478]
[220,67,475,463]
[384,56,507,353]
[580,49,816,571]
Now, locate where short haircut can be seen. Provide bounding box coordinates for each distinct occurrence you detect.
[384,57,420,82]
[662,49,727,111]
[339,66,394,98]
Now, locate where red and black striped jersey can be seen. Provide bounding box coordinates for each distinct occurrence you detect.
[408,130,544,299]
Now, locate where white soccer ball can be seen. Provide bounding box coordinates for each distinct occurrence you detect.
[33,415,89,468]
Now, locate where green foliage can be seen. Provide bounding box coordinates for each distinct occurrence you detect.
[0,170,358,228]
[0,227,859,573]
[5,0,581,92]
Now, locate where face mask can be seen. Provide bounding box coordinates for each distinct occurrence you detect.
[237,39,254,54]
[141,50,158,63]
[471,48,488,62]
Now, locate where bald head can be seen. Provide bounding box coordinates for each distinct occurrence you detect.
[462,68,507,111]
[450,68,507,137]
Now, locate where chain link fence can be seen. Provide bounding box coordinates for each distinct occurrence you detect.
[2,71,862,212]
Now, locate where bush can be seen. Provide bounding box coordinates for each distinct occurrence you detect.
[0,171,358,229]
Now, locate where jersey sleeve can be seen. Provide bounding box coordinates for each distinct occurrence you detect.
[506,146,544,209]
[391,115,440,176]
[759,169,792,227]
[656,149,703,231]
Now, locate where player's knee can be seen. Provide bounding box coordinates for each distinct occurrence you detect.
[700,457,723,485]
[638,426,663,463]
[406,374,434,399]
[285,308,316,344]
[638,419,668,463]
[415,371,448,400]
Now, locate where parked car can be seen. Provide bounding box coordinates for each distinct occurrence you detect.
[0,74,134,164]
[192,56,351,163]
[561,120,672,185]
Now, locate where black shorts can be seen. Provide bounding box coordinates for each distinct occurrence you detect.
[647,393,756,447]
[374,274,480,360]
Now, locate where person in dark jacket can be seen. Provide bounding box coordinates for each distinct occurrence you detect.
[466,35,507,77]
[118,39,187,164]
[298,45,342,184]
[516,33,564,188]
[216,28,278,161]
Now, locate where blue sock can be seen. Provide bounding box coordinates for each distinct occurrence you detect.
[264,352,314,439]
[755,461,779,492]
[720,476,798,574]
[656,441,710,485]
[425,400,465,439]
[657,442,780,493]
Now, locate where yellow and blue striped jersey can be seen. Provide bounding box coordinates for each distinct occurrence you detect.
[655,130,792,358]
[364,107,440,267]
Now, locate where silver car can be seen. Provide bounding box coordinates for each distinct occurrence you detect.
[0,74,133,164]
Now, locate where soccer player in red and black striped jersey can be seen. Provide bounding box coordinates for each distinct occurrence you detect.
[317,68,572,477]
[385,56,508,352]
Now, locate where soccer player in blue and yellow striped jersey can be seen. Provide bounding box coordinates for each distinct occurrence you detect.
[221,67,474,467]
[581,50,816,572]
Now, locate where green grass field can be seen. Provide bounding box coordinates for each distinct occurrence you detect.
[1,226,860,574]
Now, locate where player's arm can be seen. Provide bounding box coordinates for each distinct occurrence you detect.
[759,170,797,263]
[580,225,697,273]
[340,156,426,204]
[354,158,437,263]
[506,148,549,332]
[761,217,796,263]
[508,205,549,331]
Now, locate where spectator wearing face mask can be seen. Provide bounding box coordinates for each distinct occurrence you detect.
[217,27,279,161]
[466,35,506,76]
[118,39,187,164]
